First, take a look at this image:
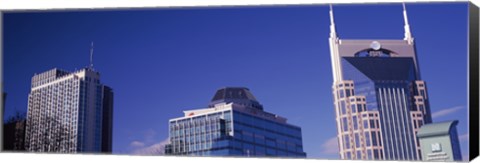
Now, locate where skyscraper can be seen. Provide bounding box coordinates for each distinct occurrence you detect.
[328,4,432,160]
[25,67,113,153]
[167,87,306,157]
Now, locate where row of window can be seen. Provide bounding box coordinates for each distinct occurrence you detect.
[233,121,302,143]
[343,148,383,160]
[232,111,299,135]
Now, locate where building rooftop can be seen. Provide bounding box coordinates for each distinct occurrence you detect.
[417,120,459,138]
[209,87,263,110]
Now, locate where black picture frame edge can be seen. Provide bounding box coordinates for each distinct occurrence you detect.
[468,1,479,161]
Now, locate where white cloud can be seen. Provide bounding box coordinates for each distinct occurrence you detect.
[130,141,145,148]
[144,129,156,144]
[321,136,339,155]
[132,137,170,155]
[431,106,463,118]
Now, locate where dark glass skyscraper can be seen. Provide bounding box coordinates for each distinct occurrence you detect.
[328,4,432,160]
[167,87,306,157]
[101,86,114,153]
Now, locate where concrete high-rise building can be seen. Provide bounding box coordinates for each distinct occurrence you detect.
[417,120,462,161]
[328,4,432,160]
[167,87,306,157]
[25,68,113,153]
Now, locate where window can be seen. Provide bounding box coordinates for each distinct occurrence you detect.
[340,102,347,115]
[356,151,361,159]
[419,105,425,112]
[367,150,373,159]
[365,132,370,146]
[266,139,276,147]
[377,133,382,146]
[420,90,425,97]
[353,116,358,130]
[373,149,379,159]
[254,134,265,145]
[355,133,360,148]
[266,148,276,155]
[344,135,350,149]
[342,118,348,132]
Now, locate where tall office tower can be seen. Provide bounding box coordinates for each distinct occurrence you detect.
[24,68,113,153]
[328,4,432,160]
[167,87,306,157]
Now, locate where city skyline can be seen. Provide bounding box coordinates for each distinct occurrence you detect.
[3,2,469,159]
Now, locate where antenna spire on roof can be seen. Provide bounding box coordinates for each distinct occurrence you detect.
[403,2,414,44]
[89,41,94,69]
[329,4,337,38]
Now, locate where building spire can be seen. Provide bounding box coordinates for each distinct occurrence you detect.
[89,41,94,69]
[403,3,414,44]
[329,4,337,38]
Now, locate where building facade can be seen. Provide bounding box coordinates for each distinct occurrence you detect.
[417,120,462,161]
[328,4,432,160]
[167,87,306,157]
[24,68,113,153]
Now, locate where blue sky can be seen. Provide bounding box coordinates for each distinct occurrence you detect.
[3,2,469,159]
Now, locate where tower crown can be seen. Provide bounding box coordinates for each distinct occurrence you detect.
[209,87,263,110]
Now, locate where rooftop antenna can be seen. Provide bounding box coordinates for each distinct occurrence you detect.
[89,41,94,70]
[329,4,337,38]
[403,2,414,44]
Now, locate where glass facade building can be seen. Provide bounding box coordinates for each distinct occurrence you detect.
[328,4,432,160]
[25,68,113,153]
[166,87,306,157]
